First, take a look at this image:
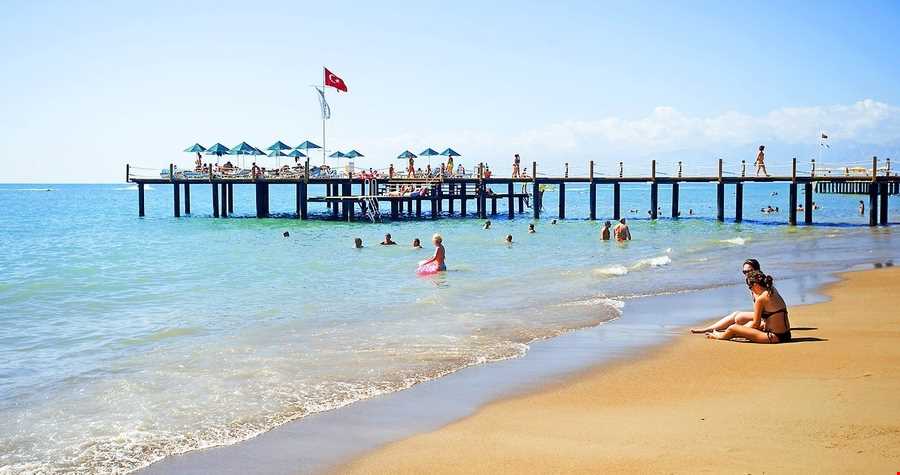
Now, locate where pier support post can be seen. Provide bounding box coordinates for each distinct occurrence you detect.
[478,183,487,219]
[650,160,657,220]
[672,182,680,219]
[447,184,455,215]
[869,183,879,226]
[508,182,515,218]
[804,182,813,225]
[173,182,181,217]
[460,184,467,216]
[735,182,743,222]
[432,190,439,220]
[331,183,339,218]
[437,184,443,213]
[138,183,145,217]
[879,181,889,225]
[227,183,233,213]
[184,183,191,214]
[390,200,399,220]
[491,196,498,216]
[416,197,422,217]
[789,158,797,225]
[254,182,268,218]
[589,160,596,220]
[220,182,228,218]
[299,183,308,219]
[532,161,540,219]
[342,181,352,221]
[518,194,524,214]
[558,181,566,219]
[212,183,220,218]
[716,159,724,222]
[613,182,621,220]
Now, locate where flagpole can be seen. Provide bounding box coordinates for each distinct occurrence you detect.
[322,67,327,166]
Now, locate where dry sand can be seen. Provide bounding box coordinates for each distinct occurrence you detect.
[339,267,900,474]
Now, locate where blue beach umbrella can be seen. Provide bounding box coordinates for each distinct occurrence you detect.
[267,149,288,168]
[184,143,206,153]
[329,151,346,159]
[441,147,461,174]
[397,150,417,159]
[420,148,440,170]
[205,143,230,156]
[288,149,307,158]
[345,150,364,159]
[267,141,292,151]
[296,140,323,165]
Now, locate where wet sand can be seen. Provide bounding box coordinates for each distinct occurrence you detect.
[340,267,900,474]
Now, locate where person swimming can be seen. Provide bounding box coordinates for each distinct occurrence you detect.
[505,234,513,245]
[601,221,612,241]
[282,231,290,238]
[528,223,536,233]
[551,219,558,225]
[706,270,791,343]
[483,220,491,230]
[418,233,446,271]
[381,233,397,245]
[353,237,363,248]
[412,238,422,249]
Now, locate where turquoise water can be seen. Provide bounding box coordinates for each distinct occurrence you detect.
[0,182,897,473]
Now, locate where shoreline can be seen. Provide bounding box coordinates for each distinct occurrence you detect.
[140,269,842,474]
[339,266,900,474]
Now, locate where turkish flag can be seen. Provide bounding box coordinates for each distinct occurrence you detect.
[324,68,348,92]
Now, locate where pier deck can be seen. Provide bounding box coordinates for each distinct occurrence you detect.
[127,158,898,226]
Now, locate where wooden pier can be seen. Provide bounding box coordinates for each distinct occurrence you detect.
[127,157,898,227]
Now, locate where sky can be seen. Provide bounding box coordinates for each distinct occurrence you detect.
[2,0,900,182]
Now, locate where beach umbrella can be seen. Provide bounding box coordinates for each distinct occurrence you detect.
[288,149,307,167]
[267,141,292,151]
[228,142,257,169]
[397,150,417,159]
[267,149,288,168]
[183,143,206,169]
[345,150,364,159]
[329,151,346,159]
[205,143,230,156]
[420,148,440,171]
[296,140,324,165]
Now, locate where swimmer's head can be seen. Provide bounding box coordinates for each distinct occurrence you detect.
[604,221,611,227]
[484,220,491,228]
[384,233,392,240]
[412,238,421,247]
[528,224,535,229]
[354,237,363,248]
[282,231,290,238]
[505,234,513,243]
[551,219,557,224]
[432,233,442,244]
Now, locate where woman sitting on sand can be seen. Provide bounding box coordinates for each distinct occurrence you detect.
[704,270,792,343]
[691,259,761,333]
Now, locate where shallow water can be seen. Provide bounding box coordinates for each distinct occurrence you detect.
[0,182,897,473]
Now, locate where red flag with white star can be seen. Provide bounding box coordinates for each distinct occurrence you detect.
[324,67,348,92]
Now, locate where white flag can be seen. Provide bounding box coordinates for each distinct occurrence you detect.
[316,87,331,120]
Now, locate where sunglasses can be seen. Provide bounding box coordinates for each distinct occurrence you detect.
[742,269,752,274]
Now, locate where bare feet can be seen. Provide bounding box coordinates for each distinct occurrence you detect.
[706,331,724,340]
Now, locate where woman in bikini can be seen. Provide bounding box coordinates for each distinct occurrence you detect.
[691,259,761,333]
[706,270,791,343]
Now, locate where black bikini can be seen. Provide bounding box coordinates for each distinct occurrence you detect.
[761,307,791,343]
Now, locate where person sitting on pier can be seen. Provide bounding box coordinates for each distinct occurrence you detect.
[419,234,446,271]
[484,166,493,178]
[528,223,536,234]
[483,220,492,230]
[381,233,397,245]
[251,162,261,179]
[412,238,422,249]
[457,164,465,176]
[705,271,792,343]
[354,237,364,249]
[194,155,203,172]
[601,221,612,241]
[613,218,632,241]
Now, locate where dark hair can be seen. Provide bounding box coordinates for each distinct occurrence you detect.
[742,259,761,271]
[745,270,773,290]
[759,145,765,151]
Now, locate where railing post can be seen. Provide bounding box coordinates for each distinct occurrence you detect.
[169,163,174,183]
[126,164,130,182]
[741,160,746,177]
[677,161,682,178]
[811,159,816,178]
[618,161,623,178]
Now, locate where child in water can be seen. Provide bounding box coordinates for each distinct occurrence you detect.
[419,233,446,271]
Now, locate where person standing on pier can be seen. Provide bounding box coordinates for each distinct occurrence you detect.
[512,154,521,178]
[755,145,769,177]
[389,163,395,178]
[407,156,415,177]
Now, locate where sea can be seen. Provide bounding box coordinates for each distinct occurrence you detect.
[0,181,897,473]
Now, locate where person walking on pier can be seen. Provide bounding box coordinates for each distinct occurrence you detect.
[407,156,416,177]
[389,163,395,178]
[512,154,521,178]
[755,145,769,177]
[447,155,454,176]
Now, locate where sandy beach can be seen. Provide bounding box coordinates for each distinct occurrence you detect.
[340,266,900,474]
